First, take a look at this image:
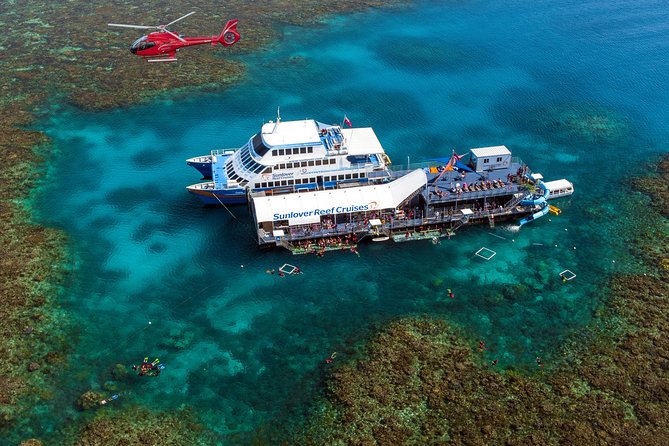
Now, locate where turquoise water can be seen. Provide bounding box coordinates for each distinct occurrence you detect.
[20,0,669,443]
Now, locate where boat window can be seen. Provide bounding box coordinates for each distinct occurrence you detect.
[261,182,267,188]
[496,157,503,162]
[300,147,306,154]
[315,160,321,166]
[279,164,285,169]
[251,133,271,157]
[330,159,336,165]
[308,161,314,167]
[360,172,365,177]
[483,158,489,164]
[262,167,272,174]
[301,161,307,167]
[281,180,287,186]
[278,149,285,156]
[308,147,313,153]
[352,173,358,178]
[347,155,370,164]
[345,174,352,180]
[254,183,260,188]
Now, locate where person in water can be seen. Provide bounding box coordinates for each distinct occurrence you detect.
[447,289,455,299]
[478,341,486,351]
[133,357,162,376]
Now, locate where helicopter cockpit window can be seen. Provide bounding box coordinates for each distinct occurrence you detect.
[130,36,156,53]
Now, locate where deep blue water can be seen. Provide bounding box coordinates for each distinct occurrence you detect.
[19,0,669,442]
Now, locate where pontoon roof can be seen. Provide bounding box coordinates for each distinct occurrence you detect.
[252,169,426,225]
[470,145,511,157]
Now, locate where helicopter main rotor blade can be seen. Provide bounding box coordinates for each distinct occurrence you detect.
[163,29,186,43]
[108,23,154,29]
[165,11,195,28]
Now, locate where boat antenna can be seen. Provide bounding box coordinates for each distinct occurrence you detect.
[272,106,281,133]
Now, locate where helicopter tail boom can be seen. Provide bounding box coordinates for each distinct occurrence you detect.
[217,19,240,46]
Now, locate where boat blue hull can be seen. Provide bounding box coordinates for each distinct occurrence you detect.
[188,188,247,205]
[187,161,213,179]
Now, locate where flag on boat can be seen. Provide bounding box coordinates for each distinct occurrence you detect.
[343,115,352,127]
[444,151,457,171]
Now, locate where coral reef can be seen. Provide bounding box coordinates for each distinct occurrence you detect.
[296,157,669,444]
[110,363,129,381]
[63,406,216,446]
[75,390,105,411]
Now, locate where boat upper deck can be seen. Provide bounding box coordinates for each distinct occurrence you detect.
[390,157,530,205]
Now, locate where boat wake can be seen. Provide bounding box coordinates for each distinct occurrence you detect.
[504,224,521,233]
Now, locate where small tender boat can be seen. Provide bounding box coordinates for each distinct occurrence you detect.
[372,236,390,242]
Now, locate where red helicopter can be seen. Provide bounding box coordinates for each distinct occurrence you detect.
[108,12,239,62]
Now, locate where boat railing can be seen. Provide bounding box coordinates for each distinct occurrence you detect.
[389,161,435,172]
[211,148,237,156]
[190,182,244,191]
[366,169,392,179]
[427,183,522,202]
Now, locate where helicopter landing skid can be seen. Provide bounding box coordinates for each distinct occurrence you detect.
[147,57,177,62]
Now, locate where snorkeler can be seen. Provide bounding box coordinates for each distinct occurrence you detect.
[447,288,455,299]
[536,356,543,368]
[132,357,163,377]
[325,352,337,364]
[478,341,486,351]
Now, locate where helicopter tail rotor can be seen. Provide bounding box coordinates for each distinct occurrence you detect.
[217,19,240,46]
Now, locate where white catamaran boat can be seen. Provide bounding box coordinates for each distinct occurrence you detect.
[186,115,393,205]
